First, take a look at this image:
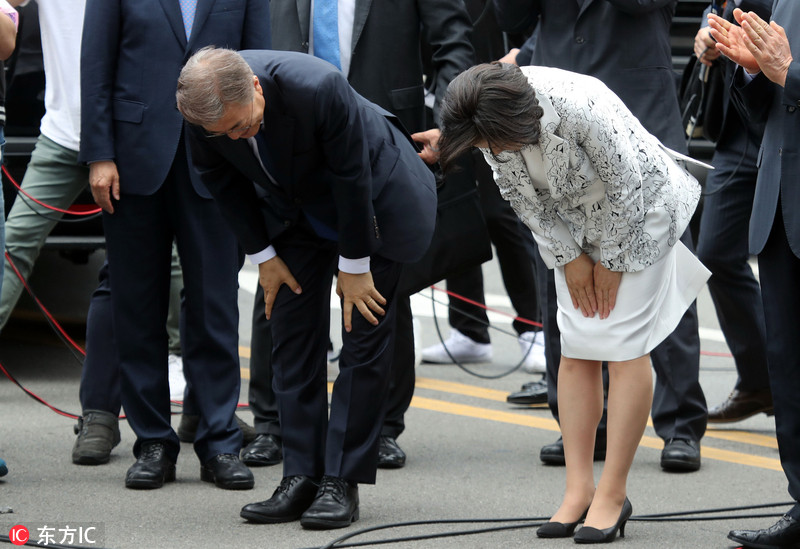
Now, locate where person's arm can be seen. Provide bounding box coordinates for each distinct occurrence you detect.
[419,0,475,126]
[492,0,540,35]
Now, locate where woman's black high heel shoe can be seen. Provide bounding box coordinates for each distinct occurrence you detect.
[573,497,632,544]
[536,507,590,538]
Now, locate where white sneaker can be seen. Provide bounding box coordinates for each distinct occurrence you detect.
[518,331,546,374]
[168,354,186,400]
[421,328,493,364]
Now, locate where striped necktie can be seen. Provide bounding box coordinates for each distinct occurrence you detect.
[179,0,197,40]
[313,0,341,69]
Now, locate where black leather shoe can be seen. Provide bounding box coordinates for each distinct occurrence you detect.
[241,434,282,467]
[660,438,701,472]
[506,379,548,405]
[178,414,256,447]
[240,475,319,523]
[200,454,254,490]
[300,476,359,530]
[377,436,406,469]
[125,441,176,489]
[708,388,774,423]
[728,515,800,549]
[540,435,607,466]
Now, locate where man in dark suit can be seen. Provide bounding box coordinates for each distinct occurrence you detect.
[239,0,474,470]
[493,0,708,472]
[177,47,437,529]
[694,0,774,425]
[79,0,270,490]
[710,4,800,546]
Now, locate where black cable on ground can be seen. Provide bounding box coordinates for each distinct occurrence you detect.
[305,502,795,549]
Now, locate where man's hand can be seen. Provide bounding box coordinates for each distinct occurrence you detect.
[708,10,762,74]
[564,253,597,318]
[258,256,302,320]
[88,160,121,214]
[593,262,622,320]
[694,27,721,67]
[411,128,441,165]
[336,271,386,333]
[498,48,520,66]
[736,9,792,87]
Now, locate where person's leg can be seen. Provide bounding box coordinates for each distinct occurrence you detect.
[586,355,652,529]
[0,136,89,331]
[548,356,602,525]
[247,285,281,438]
[166,241,183,357]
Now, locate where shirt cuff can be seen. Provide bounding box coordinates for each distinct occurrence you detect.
[338,256,370,274]
[247,246,277,265]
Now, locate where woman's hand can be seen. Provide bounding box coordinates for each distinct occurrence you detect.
[593,262,622,320]
[564,253,597,318]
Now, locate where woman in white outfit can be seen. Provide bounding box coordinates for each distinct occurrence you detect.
[432,62,710,544]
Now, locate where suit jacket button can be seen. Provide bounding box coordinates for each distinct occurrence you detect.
[789,106,797,113]
[301,41,309,49]
[284,220,291,227]
[575,36,585,44]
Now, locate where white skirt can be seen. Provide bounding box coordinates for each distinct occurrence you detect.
[554,242,710,362]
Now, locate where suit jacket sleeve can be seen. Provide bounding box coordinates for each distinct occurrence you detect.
[79,0,121,164]
[186,126,274,254]
[419,0,475,126]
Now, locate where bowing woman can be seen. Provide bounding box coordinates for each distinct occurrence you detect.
[426,62,710,544]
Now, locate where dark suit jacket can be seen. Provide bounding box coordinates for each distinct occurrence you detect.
[735,0,800,257]
[493,0,685,151]
[187,51,437,264]
[269,0,474,132]
[78,0,270,197]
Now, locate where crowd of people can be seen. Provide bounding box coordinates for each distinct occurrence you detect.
[0,0,799,547]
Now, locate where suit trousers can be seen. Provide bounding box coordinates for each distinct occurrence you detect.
[696,147,770,391]
[541,229,707,442]
[757,205,800,501]
[102,139,242,463]
[270,226,401,484]
[447,153,541,343]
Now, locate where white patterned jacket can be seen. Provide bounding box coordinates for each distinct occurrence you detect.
[482,66,703,272]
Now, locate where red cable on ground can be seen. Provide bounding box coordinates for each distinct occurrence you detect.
[0,360,79,419]
[1,165,102,216]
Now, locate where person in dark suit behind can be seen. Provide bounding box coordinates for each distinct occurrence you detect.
[693,0,774,425]
[239,0,475,471]
[79,0,270,491]
[492,0,708,472]
[710,5,800,547]
[176,47,437,530]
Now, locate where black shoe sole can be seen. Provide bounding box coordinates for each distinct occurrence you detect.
[660,459,701,472]
[72,453,111,466]
[240,509,302,524]
[300,509,359,530]
[125,467,176,489]
[377,459,405,469]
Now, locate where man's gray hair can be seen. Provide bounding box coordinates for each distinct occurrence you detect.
[177,46,255,127]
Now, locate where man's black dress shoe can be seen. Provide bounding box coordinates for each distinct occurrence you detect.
[507,379,548,405]
[728,515,800,549]
[240,475,319,523]
[125,441,176,489]
[540,435,607,465]
[660,438,701,472]
[300,476,359,530]
[708,388,774,423]
[574,498,632,544]
[377,436,406,469]
[241,434,283,467]
[200,454,254,490]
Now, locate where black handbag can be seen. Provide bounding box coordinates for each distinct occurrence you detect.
[679,54,726,144]
[397,155,493,296]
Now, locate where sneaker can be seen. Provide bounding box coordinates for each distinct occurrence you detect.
[420,328,492,364]
[0,457,7,477]
[72,410,121,465]
[168,354,186,400]
[518,331,546,374]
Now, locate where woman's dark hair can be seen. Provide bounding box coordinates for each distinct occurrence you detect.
[438,62,544,172]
